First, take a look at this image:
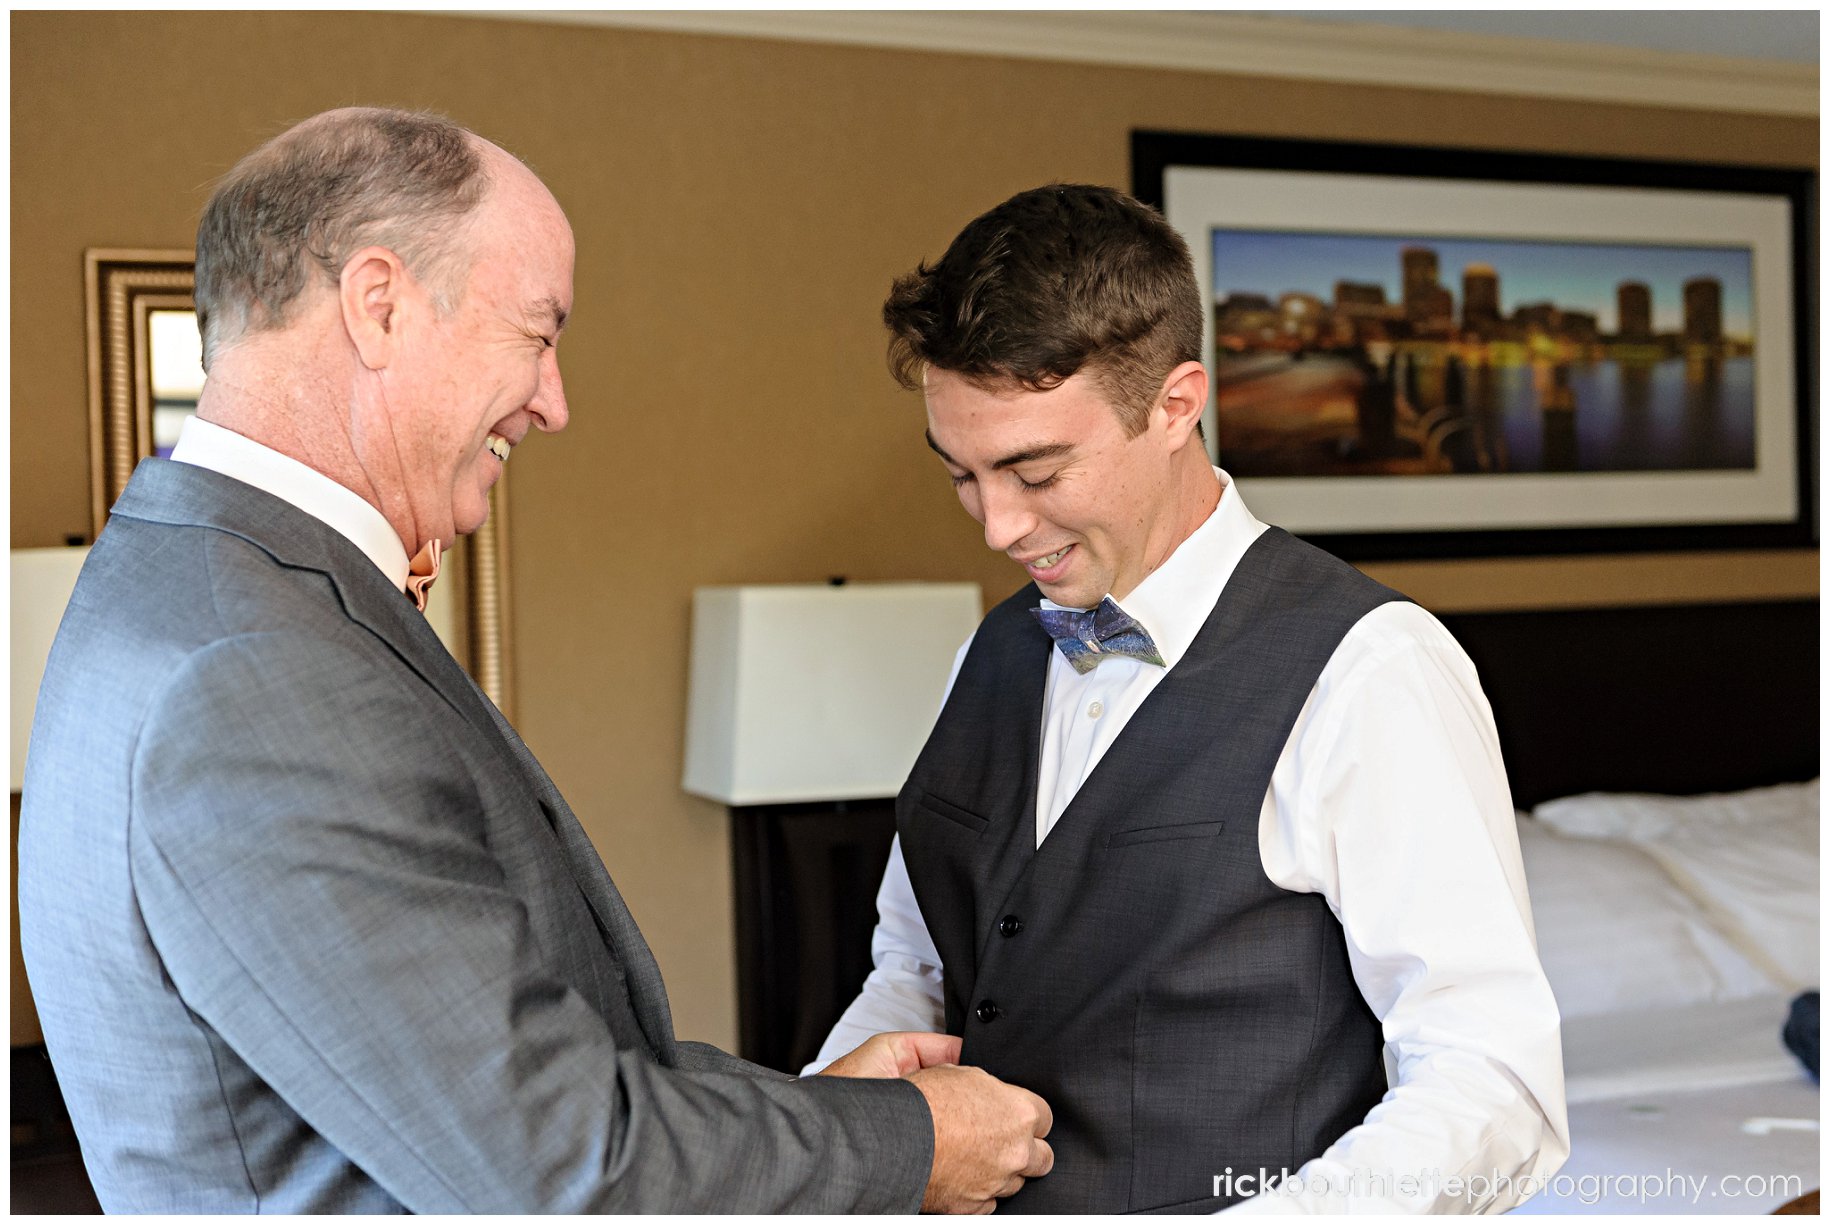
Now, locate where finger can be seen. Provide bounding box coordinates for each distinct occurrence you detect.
[995,1175,1026,1200]
[872,1034,925,1079]
[1023,1088,1054,1138]
[1021,1138,1054,1179]
[811,1049,856,1078]
[825,1035,898,1078]
[900,1030,963,1069]
[974,1199,997,1215]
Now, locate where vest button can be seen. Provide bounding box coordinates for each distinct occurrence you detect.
[975,1000,1002,1023]
[998,914,1023,937]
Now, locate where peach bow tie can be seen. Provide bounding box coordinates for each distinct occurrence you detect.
[406,539,442,612]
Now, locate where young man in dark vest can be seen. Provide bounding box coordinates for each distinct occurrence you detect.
[808,185,1568,1213]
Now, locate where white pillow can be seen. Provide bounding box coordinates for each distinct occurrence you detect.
[1533,779,1818,840]
[1515,816,1782,1019]
[1532,782,1819,992]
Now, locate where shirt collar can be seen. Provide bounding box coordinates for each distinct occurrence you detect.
[169,415,413,592]
[1037,467,1268,669]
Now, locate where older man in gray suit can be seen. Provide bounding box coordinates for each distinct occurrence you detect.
[17,108,1052,1213]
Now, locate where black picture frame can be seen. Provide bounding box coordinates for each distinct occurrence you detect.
[1132,130,1817,561]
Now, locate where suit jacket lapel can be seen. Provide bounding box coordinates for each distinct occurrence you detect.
[112,460,494,730]
[972,589,1052,962]
[111,460,678,1056]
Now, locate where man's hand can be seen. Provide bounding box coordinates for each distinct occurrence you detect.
[909,1063,1053,1213]
[818,1031,962,1080]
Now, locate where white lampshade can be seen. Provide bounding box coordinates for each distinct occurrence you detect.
[683,582,982,805]
[12,548,91,791]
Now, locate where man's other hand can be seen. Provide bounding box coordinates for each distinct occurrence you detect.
[908,1063,1053,1213]
[817,1031,962,1080]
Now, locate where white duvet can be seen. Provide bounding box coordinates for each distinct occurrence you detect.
[1513,994,1818,1215]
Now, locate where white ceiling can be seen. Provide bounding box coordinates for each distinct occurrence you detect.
[465,10,1817,115]
[1288,11,1819,64]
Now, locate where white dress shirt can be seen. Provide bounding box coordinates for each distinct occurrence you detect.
[808,470,1569,1214]
[170,416,412,592]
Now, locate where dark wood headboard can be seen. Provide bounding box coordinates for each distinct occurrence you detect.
[1438,599,1819,809]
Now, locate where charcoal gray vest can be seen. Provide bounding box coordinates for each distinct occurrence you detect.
[898,528,1402,1213]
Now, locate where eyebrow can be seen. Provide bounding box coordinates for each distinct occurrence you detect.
[925,430,1073,471]
[530,296,569,335]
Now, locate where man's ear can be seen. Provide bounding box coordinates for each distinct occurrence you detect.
[1156,361,1209,450]
[339,245,411,371]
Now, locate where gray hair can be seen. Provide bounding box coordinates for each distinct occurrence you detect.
[194,107,491,367]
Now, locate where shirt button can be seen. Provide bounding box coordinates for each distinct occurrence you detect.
[975,1000,1002,1023]
[1087,700,1104,718]
[998,915,1023,937]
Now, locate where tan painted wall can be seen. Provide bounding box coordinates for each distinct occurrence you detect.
[10,11,1816,1048]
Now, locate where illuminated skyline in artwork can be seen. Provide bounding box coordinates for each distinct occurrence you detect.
[1211,230,1754,337]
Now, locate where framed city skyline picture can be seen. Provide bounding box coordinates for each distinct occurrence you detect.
[1133,132,1815,560]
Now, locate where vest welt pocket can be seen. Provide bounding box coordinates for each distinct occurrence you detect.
[1104,820,1224,849]
[913,791,990,834]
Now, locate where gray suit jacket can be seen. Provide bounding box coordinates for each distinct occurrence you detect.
[18,459,932,1212]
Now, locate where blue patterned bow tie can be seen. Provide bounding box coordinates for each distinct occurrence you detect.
[1031,597,1167,675]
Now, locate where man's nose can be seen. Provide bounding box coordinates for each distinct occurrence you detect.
[530,350,568,433]
[978,484,1036,554]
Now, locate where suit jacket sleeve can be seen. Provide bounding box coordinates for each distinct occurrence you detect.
[126,631,932,1212]
[672,1040,794,1081]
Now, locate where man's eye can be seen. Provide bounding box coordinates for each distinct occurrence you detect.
[1018,472,1060,491]
[948,472,974,488]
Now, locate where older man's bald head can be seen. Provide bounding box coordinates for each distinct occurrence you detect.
[194,107,497,366]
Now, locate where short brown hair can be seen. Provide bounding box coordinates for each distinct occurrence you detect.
[883,184,1203,436]
[194,107,490,366]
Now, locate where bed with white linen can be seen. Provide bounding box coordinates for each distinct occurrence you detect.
[1507,781,1819,1214]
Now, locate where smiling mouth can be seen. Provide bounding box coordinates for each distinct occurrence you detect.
[1022,545,1075,576]
[486,434,511,462]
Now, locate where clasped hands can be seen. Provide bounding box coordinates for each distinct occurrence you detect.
[820,1032,1053,1214]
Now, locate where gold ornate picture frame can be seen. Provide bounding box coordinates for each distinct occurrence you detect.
[84,249,517,716]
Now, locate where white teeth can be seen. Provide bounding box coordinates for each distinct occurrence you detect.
[1034,547,1070,568]
[487,435,511,462]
